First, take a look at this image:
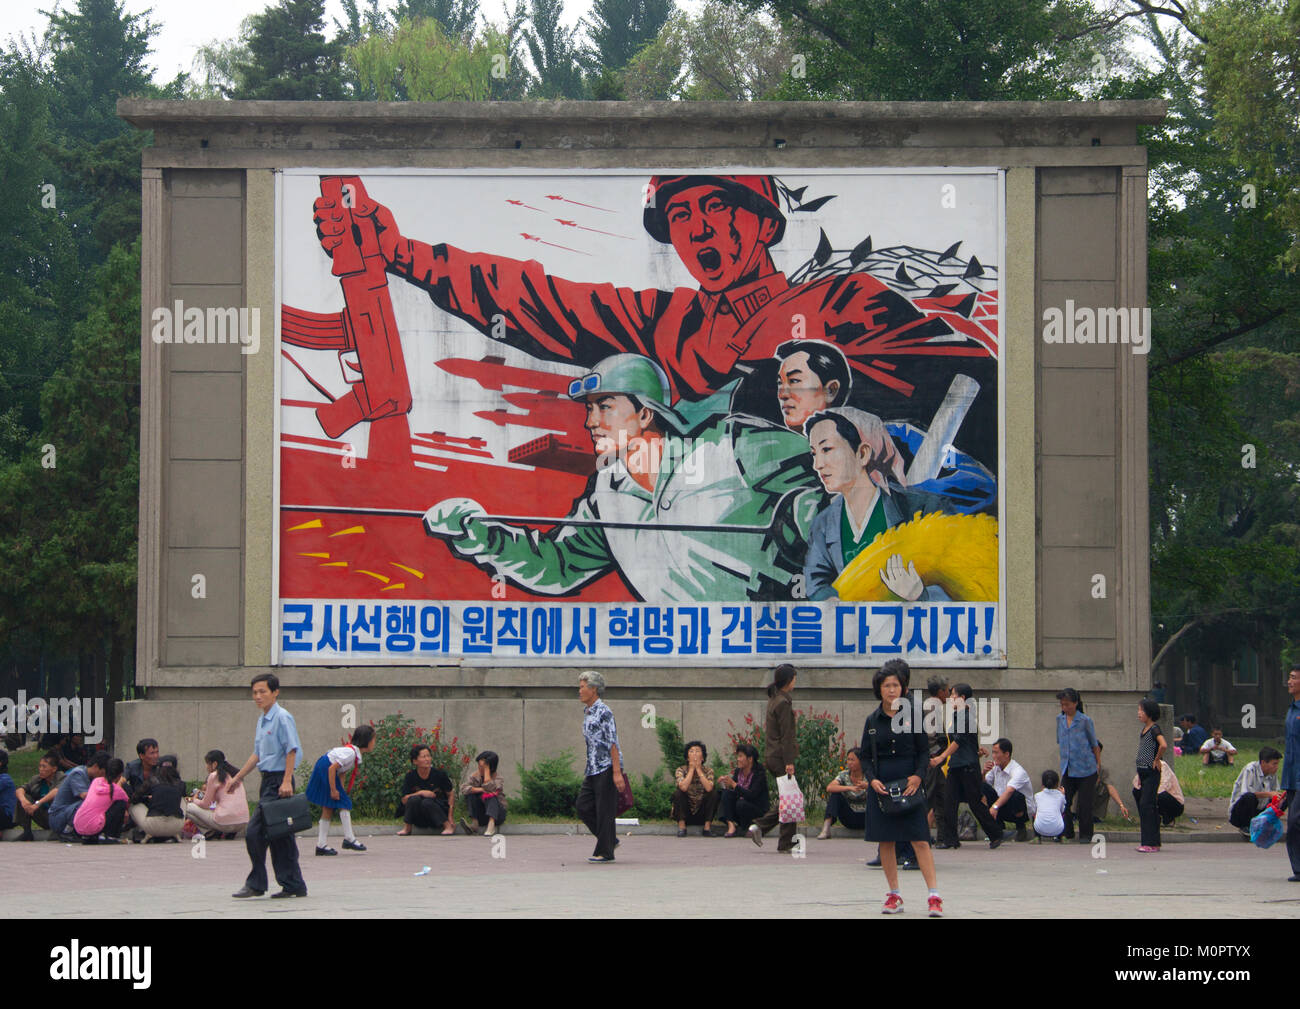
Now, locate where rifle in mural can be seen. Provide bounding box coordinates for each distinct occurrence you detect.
[281,175,413,443]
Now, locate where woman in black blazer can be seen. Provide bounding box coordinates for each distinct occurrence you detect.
[717,744,769,837]
[863,659,943,917]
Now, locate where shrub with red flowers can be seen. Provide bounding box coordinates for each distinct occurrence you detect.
[726,708,847,817]
[343,712,473,818]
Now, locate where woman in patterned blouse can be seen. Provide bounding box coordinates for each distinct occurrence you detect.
[673,741,719,837]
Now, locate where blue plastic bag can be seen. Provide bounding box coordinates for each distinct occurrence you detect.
[1250,806,1285,849]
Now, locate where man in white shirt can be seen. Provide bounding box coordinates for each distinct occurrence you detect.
[981,738,1036,842]
[1201,727,1237,766]
[1228,746,1281,833]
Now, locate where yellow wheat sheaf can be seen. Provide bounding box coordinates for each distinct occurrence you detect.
[831,511,999,602]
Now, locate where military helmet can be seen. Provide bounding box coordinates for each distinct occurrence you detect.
[567,353,681,428]
[642,174,786,245]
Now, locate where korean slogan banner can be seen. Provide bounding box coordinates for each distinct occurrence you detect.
[275,168,1005,665]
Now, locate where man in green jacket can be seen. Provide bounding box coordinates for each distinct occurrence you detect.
[422,353,818,602]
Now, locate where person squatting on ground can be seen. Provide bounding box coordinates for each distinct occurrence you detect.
[182,750,250,840]
[1033,770,1067,841]
[396,744,456,836]
[13,749,63,840]
[749,663,800,852]
[717,744,769,836]
[131,756,186,842]
[576,671,623,863]
[306,724,377,855]
[230,673,308,899]
[981,738,1036,842]
[862,659,943,916]
[73,757,130,844]
[1227,746,1281,835]
[818,747,870,838]
[1056,687,1100,843]
[460,750,507,836]
[673,741,718,837]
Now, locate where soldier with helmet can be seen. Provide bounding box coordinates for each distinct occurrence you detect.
[421,353,818,602]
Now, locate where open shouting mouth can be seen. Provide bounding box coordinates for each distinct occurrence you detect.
[696,248,722,273]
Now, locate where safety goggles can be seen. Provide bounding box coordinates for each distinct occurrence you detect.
[568,373,601,398]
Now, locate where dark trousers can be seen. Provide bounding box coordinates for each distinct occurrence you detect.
[404,795,449,828]
[670,787,719,825]
[925,760,947,839]
[576,767,617,858]
[0,809,13,831]
[1063,772,1098,840]
[1287,791,1300,875]
[245,771,306,894]
[942,765,1003,843]
[15,802,50,834]
[718,789,766,830]
[981,783,1029,828]
[753,764,798,850]
[1229,794,1261,830]
[102,800,127,838]
[467,792,507,826]
[1135,767,1161,847]
[824,792,866,830]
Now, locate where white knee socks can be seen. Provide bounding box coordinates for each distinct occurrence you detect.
[339,810,355,842]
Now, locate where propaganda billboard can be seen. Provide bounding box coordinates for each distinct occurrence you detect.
[274,168,1005,665]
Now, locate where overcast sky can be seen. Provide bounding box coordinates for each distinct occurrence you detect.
[4,0,705,84]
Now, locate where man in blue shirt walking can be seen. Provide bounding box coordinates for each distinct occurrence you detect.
[1282,664,1300,882]
[229,673,307,898]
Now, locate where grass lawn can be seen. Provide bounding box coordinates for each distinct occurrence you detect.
[1172,738,1283,799]
[6,747,44,784]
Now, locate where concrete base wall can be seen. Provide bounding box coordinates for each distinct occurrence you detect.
[117,690,1149,796]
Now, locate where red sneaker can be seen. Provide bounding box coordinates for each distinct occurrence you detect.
[928,895,944,917]
[882,892,904,914]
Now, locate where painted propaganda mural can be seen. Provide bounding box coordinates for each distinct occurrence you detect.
[275,169,1005,665]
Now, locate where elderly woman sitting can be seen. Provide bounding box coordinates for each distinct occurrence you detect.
[673,740,719,837]
[460,750,507,837]
[716,743,769,837]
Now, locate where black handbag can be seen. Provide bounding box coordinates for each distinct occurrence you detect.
[260,793,314,841]
[868,723,927,816]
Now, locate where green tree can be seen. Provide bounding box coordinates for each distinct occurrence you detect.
[580,0,674,75]
[728,0,1130,101]
[1201,0,1300,272]
[391,0,482,38]
[623,2,791,100]
[521,0,586,97]
[346,16,512,100]
[228,0,347,99]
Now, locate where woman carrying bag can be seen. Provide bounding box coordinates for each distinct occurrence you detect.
[863,659,943,917]
[748,664,801,853]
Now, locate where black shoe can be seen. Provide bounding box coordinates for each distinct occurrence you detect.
[587,854,615,863]
[701,827,713,837]
[1289,875,1300,882]
[223,832,239,840]
[899,859,919,870]
[231,886,265,899]
[342,839,367,851]
[18,830,33,842]
[271,888,308,898]
[203,830,221,841]
[989,837,1003,849]
[866,856,882,867]
[934,841,959,850]
[676,828,687,837]
[81,835,98,845]
[315,845,337,856]
[1015,826,1029,842]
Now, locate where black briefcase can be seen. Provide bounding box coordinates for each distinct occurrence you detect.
[260,793,314,841]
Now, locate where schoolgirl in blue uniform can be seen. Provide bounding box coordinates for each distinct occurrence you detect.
[305,725,376,855]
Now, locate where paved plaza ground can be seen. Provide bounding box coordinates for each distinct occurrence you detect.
[6,827,1298,918]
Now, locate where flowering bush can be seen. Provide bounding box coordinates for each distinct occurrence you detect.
[344,712,473,818]
[726,708,848,816]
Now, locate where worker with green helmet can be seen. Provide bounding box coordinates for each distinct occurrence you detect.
[422,352,819,602]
